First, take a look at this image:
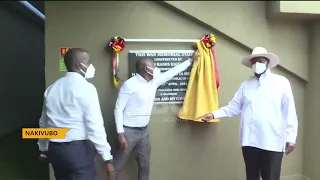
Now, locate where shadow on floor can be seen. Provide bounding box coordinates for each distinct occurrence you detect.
[0,130,49,180]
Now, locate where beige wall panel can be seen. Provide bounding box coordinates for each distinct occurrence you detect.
[164,1,309,81]
[46,1,306,180]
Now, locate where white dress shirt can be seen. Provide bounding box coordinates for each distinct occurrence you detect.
[114,60,192,133]
[213,70,298,152]
[38,72,112,161]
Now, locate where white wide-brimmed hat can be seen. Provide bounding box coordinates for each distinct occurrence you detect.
[241,47,279,69]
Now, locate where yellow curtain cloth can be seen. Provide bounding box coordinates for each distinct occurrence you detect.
[177,41,220,123]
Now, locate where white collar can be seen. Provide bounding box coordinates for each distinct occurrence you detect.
[65,72,84,79]
[135,73,153,84]
[250,69,271,80]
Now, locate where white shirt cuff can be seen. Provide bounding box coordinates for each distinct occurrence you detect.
[101,153,113,161]
[38,140,49,151]
[185,59,192,66]
[116,125,124,134]
[212,110,224,119]
[286,135,296,144]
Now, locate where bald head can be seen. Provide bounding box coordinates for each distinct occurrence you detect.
[135,58,154,74]
[64,48,90,72]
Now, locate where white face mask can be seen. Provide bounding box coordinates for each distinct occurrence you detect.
[252,62,267,74]
[146,66,161,78]
[80,63,95,79]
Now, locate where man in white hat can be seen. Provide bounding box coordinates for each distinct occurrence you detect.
[202,47,298,180]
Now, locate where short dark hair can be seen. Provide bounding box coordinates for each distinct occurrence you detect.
[64,48,88,72]
[135,59,144,73]
[135,58,154,74]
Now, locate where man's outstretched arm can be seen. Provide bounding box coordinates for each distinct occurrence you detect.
[202,83,244,121]
[154,60,191,87]
[154,52,198,87]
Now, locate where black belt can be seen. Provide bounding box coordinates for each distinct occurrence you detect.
[124,125,147,130]
[49,140,88,146]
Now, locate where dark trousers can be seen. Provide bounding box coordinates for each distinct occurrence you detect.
[48,140,97,180]
[242,146,283,180]
[114,126,151,180]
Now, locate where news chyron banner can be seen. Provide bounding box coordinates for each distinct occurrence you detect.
[22,128,70,139]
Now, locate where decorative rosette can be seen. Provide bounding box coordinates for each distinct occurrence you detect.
[201,33,220,88]
[201,34,216,48]
[109,36,125,53]
[108,36,126,88]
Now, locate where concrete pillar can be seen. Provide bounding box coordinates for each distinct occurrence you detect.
[303,22,320,180]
